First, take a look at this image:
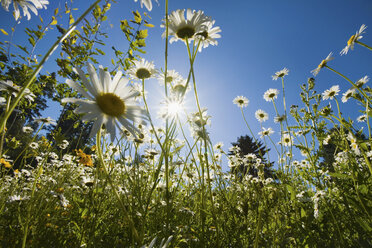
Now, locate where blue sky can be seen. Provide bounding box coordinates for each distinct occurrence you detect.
[1,0,371,165]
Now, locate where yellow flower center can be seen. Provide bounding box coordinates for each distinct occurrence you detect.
[176,25,195,40]
[347,34,356,46]
[318,59,327,68]
[96,93,125,117]
[136,68,151,79]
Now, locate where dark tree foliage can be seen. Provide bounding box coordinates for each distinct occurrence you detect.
[229,135,275,179]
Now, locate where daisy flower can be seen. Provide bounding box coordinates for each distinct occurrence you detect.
[171,80,190,99]
[281,134,293,147]
[311,52,334,76]
[357,114,367,122]
[157,69,183,85]
[127,59,157,81]
[258,127,274,139]
[354,75,369,88]
[0,80,19,92]
[255,109,269,122]
[213,142,224,150]
[22,126,34,133]
[195,19,222,51]
[34,117,56,126]
[133,0,156,11]
[162,9,210,44]
[340,24,367,55]
[274,114,286,123]
[2,0,49,21]
[263,88,279,102]
[272,68,289,80]
[233,96,249,108]
[29,142,39,149]
[62,63,147,142]
[322,85,340,100]
[341,89,355,103]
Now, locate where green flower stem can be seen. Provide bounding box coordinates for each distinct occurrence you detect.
[267,135,280,157]
[334,98,345,135]
[260,123,271,164]
[281,77,294,165]
[325,65,372,106]
[240,108,265,160]
[96,128,140,244]
[366,103,371,139]
[356,40,372,51]
[0,95,11,157]
[0,0,102,134]
[186,37,212,245]
[272,100,285,169]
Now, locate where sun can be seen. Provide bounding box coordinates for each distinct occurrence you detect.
[165,99,184,117]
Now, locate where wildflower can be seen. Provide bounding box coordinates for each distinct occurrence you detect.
[357,114,367,122]
[1,0,49,20]
[162,9,210,44]
[0,158,12,168]
[8,195,27,202]
[213,142,224,150]
[341,89,355,103]
[0,80,19,92]
[34,117,56,126]
[366,150,372,158]
[274,114,286,123]
[281,134,293,147]
[340,24,367,55]
[62,63,147,142]
[195,19,222,51]
[133,0,155,11]
[255,109,268,122]
[229,145,241,154]
[0,80,35,103]
[244,153,256,161]
[322,85,340,100]
[29,142,38,149]
[127,58,157,81]
[311,52,334,76]
[233,96,249,108]
[22,126,34,133]
[323,135,331,145]
[81,176,94,187]
[144,148,159,159]
[263,88,279,102]
[76,149,93,167]
[272,68,289,80]
[258,127,274,138]
[157,70,183,85]
[58,140,69,150]
[354,75,369,88]
[214,153,221,161]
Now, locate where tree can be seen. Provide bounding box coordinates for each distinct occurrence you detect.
[229,135,275,179]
